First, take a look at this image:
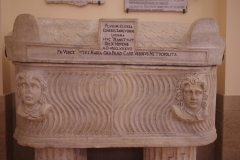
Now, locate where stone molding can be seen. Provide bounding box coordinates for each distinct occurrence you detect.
[5,14,225,66]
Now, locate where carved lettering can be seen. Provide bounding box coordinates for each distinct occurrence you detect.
[125,0,188,12]
[46,0,105,6]
[79,50,179,57]
[57,49,75,54]
[101,20,136,55]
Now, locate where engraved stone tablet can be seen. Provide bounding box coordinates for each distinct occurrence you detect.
[125,0,188,12]
[99,19,137,56]
[46,0,105,6]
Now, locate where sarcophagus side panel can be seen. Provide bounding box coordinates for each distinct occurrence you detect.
[14,63,217,148]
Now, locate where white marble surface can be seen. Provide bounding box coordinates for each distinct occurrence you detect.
[5,14,225,66]
[13,62,217,148]
[5,15,224,160]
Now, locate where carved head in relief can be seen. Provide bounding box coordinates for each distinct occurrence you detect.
[16,71,52,121]
[182,77,206,111]
[171,75,208,122]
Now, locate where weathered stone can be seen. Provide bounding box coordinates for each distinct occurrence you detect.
[5,14,225,66]
[13,63,217,148]
[46,0,105,6]
[5,14,225,160]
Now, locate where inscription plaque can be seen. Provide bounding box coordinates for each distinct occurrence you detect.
[27,45,207,65]
[6,15,224,66]
[26,18,210,66]
[27,19,208,65]
[46,0,105,6]
[99,19,137,57]
[125,0,188,12]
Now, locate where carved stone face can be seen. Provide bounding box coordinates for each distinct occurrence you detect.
[20,78,42,107]
[183,84,203,111]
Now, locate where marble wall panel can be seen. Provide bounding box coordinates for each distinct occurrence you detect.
[223,111,240,139]
[5,93,14,160]
[222,139,240,160]
[197,143,214,160]
[0,110,6,160]
[0,93,14,160]
[0,95,5,112]
[215,94,240,160]
[223,96,240,111]
[215,109,223,160]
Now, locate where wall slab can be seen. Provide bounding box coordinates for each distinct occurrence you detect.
[0,109,6,160]
[215,94,240,160]
[0,93,14,160]
[46,0,105,6]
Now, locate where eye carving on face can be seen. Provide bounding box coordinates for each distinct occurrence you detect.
[16,71,52,121]
[171,75,208,123]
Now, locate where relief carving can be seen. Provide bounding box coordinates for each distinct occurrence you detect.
[13,65,217,147]
[46,0,105,7]
[16,71,52,121]
[171,75,208,122]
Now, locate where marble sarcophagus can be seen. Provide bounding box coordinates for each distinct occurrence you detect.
[5,14,225,160]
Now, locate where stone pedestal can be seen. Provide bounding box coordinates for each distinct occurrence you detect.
[5,14,225,160]
[144,147,196,160]
[35,148,87,160]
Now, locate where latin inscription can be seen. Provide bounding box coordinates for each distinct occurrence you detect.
[54,20,182,58]
[57,49,75,54]
[46,0,105,6]
[27,19,207,65]
[125,0,188,12]
[80,50,177,57]
[27,44,207,64]
[101,21,135,53]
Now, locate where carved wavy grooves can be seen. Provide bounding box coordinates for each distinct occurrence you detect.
[113,73,177,135]
[17,71,216,137]
[17,72,112,137]
[208,73,217,129]
[113,73,216,135]
[75,73,112,135]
